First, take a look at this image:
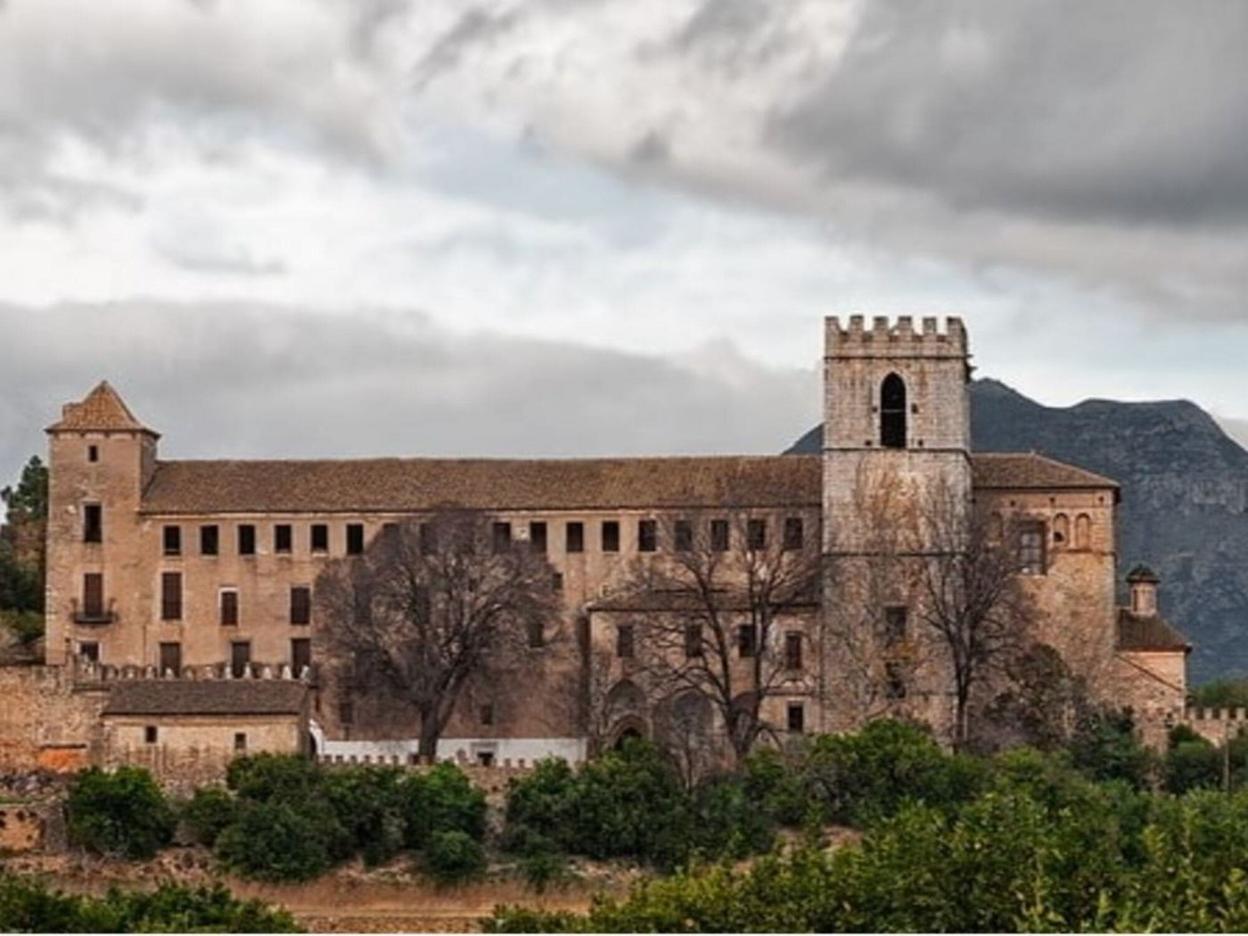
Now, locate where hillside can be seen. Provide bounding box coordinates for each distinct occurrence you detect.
[786,379,1248,684]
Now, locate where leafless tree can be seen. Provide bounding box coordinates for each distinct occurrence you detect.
[615,512,821,768]
[314,509,559,761]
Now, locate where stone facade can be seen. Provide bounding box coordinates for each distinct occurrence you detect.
[2,314,1197,775]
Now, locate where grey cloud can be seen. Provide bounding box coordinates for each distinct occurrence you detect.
[0,301,818,487]
[411,7,521,91]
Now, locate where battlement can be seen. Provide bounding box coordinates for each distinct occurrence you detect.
[825,314,967,358]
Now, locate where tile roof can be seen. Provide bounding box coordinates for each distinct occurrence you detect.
[101,680,308,716]
[972,452,1118,490]
[137,452,1119,515]
[46,382,156,436]
[1116,609,1191,653]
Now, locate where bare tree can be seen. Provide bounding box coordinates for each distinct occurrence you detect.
[916,478,1036,750]
[315,510,559,761]
[615,513,821,768]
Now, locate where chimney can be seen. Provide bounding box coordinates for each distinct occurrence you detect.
[1127,565,1161,616]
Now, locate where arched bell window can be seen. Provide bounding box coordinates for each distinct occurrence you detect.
[880,373,907,449]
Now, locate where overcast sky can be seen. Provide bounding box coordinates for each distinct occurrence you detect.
[2,0,1246,484]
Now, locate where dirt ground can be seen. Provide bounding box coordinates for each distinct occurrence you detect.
[5,848,626,933]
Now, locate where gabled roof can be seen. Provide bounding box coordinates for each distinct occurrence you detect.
[1116,609,1191,653]
[102,680,308,717]
[972,452,1118,491]
[46,381,157,437]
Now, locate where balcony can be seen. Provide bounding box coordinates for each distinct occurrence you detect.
[71,598,116,626]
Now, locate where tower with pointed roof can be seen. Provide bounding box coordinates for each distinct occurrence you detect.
[44,382,160,665]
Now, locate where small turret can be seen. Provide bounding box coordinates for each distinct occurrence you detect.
[1127,565,1161,617]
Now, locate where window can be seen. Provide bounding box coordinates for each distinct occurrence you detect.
[230,641,251,678]
[339,699,355,726]
[83,504,102,543]
[480,704,495,727]
[566,522,584,553]
[1053,513,1070,547]
[529,521,547,554]
[238,524,256,555]
[783,517,804,551]
[616,623,634,659]
[145,725,158,744]
[492,521,512,554]
[747,518,767,551]
[885,662,907,699]
[1075,514,1091,551]
[737,624,757,658]
[200,524,219,556]
[290,586,311,626]
[785,632,803,670]
[685,624,703,659]
[551,572,563,593]
[884,606,908,644]
[346,523,365,555]
[1017,521,1047,575]
[161,572,182,621]
[477,751,495,767]
[638,519,657,553]
[82,573,104,618]
[310,524,328,553]
[382,522,399,542]
[159,642,181,675]
[711,519,730,552]
[234,732,247,753]
[79,641,99,663]
[528,618,545,649]
[787,703,805,734]
[291,638,311,676]
[881,373,907,449]
[602,521,620,553]
[674,520,693,552]
[220,588,239,627]
[275,524,293,554]
[419,522,437,555]
[87,444,99,463]
[162,525,181,556]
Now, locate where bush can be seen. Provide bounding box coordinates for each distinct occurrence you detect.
[323,766,407,866]
[66,766,175,860]
[402,762,488,849]
[215,800,335,882]
[425,830,486,884]
[179,786,237,847]
[0,609,43,647]
[226,753,322,803]
[1067,708,1156,789]
[502,758,578,853]
[688,773,775,859]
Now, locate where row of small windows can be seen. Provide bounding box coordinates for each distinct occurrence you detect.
[157,573,312,626]
[614,623,806,669]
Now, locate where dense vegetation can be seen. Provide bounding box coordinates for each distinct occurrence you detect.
[66,766,177,860]
[0,456,47,647]
[0,876,299,933]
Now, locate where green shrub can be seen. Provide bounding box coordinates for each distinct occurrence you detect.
[226,753,322,802]
[688,773,775,859]
[1166,737,1222,794]
[66,766,175,860]
[1066,708,1156,789]
[742,747,808,826]
[425,830,486,884]
[0,610,43,646]
[402,762,488,848]
[179,786,237,847]
[215,800,335,882]
[323,766,407,866]
[502,758,578,853]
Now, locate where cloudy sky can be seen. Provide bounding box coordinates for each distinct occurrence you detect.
[2,0,1246,483]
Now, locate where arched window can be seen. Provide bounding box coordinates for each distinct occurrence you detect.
[880,373,907,449]
[1075,514,1091,550]
[1053,514,1070,548]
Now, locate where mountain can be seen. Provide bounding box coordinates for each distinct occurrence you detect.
[786,379,1248,684]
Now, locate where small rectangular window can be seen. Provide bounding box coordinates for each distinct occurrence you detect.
[275,524,293,554]
[737,624,757,658]
[346,523,365,555]
[230,641,251,678]
[783,517,804,551]
[78,641,100,663]
[785,632,803,670]
[551,572,563,593]
[787,703,805,734]
[674,520,693,552]
[82,573,104,618]
[480,704,495,727]
[238,524,256,556]
[616,623,634,658]
[83,504,102,543]
[159,642,181,675]
[291,637,312,676]
[1017,521,1047,575]
[290,586,311,626]
[684,624,702,659]
[145,725,158,744]
[602,521,620,553]
[310,524,329,553]
[162,525,181,556]
[638,520,658,553]
[886,661,907,699]
[528,618,545,648]
[161,572,182,621]
[234,732,247,752]
[339,698,354,726]
[200,524,219,556]
[747,518,767,551]
[885,606,908,644]
[492,521,512,554]
[87,444,99,463]
[220,589,239,627]
[529,521,547,553]
[382,521,399,542]
[711,519,730,552]
[566,522,584,553]
[419,522,437,555]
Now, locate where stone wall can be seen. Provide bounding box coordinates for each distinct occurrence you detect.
[0,664,106,772]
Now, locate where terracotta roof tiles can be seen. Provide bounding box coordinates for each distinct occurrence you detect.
[102,680,308,717]
[1116,609,1191,653]
[47,382,156,436]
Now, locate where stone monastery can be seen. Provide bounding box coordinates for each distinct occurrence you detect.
[0,315,1202,780]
